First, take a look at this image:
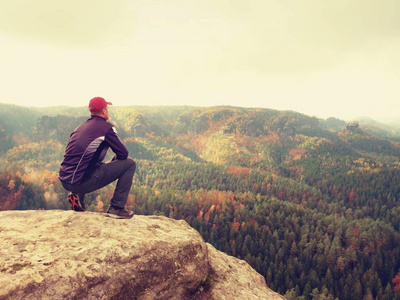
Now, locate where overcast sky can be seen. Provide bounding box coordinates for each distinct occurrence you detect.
[0,0,399,122]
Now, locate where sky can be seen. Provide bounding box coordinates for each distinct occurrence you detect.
[0,0,400,122]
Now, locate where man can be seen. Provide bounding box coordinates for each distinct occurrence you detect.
[59,97,136,219]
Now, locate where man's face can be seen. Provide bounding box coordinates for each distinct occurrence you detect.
[103,106,109,120]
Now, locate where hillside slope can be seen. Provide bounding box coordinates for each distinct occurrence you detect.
[1,104,400,299]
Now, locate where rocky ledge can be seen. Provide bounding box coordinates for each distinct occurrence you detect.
[0,210,284,300]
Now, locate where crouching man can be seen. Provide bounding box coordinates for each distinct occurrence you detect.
[59,96,136,219]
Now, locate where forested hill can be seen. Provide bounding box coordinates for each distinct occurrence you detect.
[2,103,400,299]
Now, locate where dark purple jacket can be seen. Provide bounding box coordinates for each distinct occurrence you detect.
[59,116,128,185]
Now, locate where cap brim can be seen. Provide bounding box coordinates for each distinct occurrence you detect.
[106,102,113,106]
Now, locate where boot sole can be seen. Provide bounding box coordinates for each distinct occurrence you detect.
[104,213,134,219]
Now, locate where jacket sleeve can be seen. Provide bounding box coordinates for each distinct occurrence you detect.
[105,126,129,160]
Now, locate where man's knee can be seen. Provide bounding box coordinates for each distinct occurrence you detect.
[126,157,136,173]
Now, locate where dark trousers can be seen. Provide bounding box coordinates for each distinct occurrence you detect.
[62,158,136,209]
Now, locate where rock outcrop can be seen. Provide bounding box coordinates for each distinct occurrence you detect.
[192,244,284,300]
[346,121,361,133]
[0,210,284,300]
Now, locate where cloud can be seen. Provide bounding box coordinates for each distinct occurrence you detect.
[2,0,399,65]
[0,0,135,48]
[0,0,399,121]
[199,0,400,74]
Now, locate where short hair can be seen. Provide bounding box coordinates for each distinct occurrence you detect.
[90,106,106,116]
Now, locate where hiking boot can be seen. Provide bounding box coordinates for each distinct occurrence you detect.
[79,194,86,210]
[106,205,134,219]
[68,193,86,212]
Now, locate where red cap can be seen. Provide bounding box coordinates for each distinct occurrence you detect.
[88,97,112,112]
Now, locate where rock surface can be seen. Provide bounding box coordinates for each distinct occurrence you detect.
[346,121,361,133]
[0,210,284,300]
[193,243,285,300]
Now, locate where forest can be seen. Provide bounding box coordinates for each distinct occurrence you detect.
[1,103,400,299]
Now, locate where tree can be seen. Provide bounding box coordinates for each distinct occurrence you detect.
[363,288,373,300]
[393,271,400,293]
[284,288,298,300]
[351,280,363,300]
[383,283,395,300]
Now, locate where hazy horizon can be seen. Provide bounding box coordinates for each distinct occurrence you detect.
[4,101,400,128]
[1,1,399,123]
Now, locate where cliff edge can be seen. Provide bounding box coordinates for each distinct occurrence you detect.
[0,210,284,300]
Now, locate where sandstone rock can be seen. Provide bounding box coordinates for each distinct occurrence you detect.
[194,243,285,300]
[346,121,361,133]
[0,210,284,300]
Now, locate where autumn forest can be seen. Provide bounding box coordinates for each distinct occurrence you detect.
[1,103,400,299]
